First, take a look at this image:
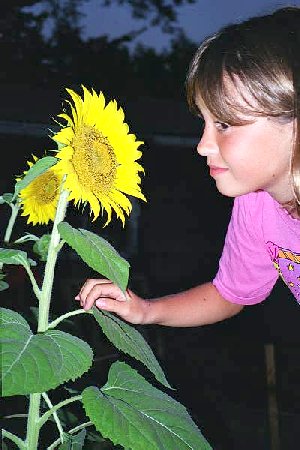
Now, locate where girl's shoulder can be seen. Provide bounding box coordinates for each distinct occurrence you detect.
[234,191,299,232]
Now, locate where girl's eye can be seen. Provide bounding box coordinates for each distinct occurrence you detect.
[215,121,230,131]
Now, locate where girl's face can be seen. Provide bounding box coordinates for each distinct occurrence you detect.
[195,93,295,204]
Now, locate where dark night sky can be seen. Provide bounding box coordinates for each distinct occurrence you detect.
[80,0,300,51]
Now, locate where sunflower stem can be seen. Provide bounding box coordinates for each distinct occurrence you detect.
[24,393,41,449]
[38,186,69,333]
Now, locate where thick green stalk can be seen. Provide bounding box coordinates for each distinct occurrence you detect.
[38,188,69,333]
[25,393,41,449]
[24,187,69,449]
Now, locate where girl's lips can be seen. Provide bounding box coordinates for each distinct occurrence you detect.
[209,166,229,177]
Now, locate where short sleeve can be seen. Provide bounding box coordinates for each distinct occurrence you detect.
[213,194,279,305]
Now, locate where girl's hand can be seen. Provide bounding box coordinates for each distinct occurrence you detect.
[75,278,148,325]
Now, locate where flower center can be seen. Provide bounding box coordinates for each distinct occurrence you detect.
[32,171,60,204]
[72,125,117,193]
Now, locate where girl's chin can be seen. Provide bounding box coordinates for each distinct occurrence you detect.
[214,182,252,198]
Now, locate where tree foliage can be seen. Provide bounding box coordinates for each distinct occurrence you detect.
[1,0,198,99]
[103,0,195,31]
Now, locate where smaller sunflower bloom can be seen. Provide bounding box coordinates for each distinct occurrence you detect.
[18,156,63,225]
[52,85,146,226]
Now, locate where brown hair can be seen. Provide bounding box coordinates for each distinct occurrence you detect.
[186,7,300,215]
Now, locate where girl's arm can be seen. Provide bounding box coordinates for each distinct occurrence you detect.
[76,279,243,327]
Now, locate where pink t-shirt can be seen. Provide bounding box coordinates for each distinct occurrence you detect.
[213,191,300,305]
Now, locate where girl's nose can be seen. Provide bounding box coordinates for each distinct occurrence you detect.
[197,128,219,157]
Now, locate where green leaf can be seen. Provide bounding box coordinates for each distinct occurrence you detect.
[1,308,93,396]
[14,156,57,199]
[0,272,9,291]
[33,234,51,261]
[82,362,212,450]
[58,429,87,450]
[0,248,36,268]
[92,308,171,389]
[0,280,9,291]
[58,222,129,293]
[0,193,14,204]
[14,233,40,244]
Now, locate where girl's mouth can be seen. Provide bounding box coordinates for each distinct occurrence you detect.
[209,166,229,177]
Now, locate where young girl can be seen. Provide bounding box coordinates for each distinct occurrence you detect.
[76,6,300,328]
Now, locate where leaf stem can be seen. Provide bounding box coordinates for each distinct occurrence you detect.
[23,264,41,302]
[2,429,26,449]
[47,421,93,449]
[48,308,92,329]
[42,393,64,444]
[3,414,28,419]
[3,202,19,243]
[38,395,82,429]
[0,202,20,272]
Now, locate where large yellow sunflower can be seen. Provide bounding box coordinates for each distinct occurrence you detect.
[52,85,146,225]
[18,156,63,225]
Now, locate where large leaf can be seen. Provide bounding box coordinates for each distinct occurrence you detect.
[14,156,57,199]
[0,248,36,268]
[58,222,129,293]
[92,308,171,389]
[1,308,93,396]
[82,362,212,450]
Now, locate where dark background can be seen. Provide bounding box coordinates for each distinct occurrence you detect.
[1,2,300,449]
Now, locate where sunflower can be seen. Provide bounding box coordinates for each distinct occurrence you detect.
[52,85,146,225]
[18,156,63,225]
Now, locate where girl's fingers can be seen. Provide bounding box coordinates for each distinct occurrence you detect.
[77,278,110,301]
[81,282,128,311]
